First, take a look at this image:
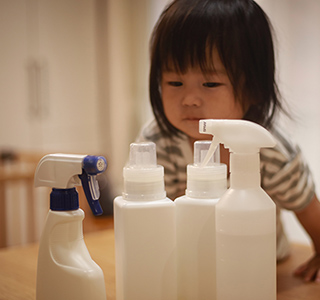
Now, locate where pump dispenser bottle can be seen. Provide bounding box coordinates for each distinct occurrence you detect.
[199,119,277,300]
[34,154,107,300]
[175,141,227,300]
[114,142,176,300]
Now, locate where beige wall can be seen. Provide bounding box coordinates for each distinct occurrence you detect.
[103,0,169,193]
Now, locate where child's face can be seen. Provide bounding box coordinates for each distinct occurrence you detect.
[161,50,244,142]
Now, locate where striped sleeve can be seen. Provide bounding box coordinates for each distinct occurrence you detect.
[260,130,315,211]
[157,143,188,200]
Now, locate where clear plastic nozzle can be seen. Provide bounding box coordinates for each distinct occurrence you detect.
[123,142,166,201]
[193,140,220,166]
[129,142,157,168]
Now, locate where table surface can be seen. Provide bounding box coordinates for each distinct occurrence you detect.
[0,218,319,300]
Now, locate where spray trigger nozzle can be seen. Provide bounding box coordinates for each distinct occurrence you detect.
[199,119,277,168]
[88,175,100,200]
[81,156,107,200]
[34,154,108,216]
[79,156,107,215]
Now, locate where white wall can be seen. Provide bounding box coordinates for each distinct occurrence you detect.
[257,0,320,245]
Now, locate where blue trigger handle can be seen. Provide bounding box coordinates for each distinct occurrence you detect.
[79,156,107,216]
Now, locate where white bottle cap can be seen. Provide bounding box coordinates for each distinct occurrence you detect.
[186,141,227,199]
[123,142,166,201]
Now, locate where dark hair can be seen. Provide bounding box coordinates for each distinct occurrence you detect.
[149,0,284,137]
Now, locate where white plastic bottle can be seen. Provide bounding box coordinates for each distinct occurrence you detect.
[114,142,176,300]
[199,119,277,300]
[34,154,107,300]
[175,141,227,300]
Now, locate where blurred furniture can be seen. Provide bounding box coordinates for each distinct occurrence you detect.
[0,151,43,248]
[0,0,102,155]
[0,230,319,300]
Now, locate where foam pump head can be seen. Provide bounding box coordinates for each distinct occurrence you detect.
[123,142,166,200]
[186,141,227,199]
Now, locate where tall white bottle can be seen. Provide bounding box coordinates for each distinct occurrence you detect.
[34,154,108,300]
[114,142,176,300]
[199,119,277,300]
[175,141,227,300]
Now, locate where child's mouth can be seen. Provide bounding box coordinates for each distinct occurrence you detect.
[184,117,201,122]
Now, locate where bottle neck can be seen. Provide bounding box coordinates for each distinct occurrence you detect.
[123,180,166,201]
[186,164,227,199]
[122,166,166,201]
[50,188,79,211]
[230,152,261,189]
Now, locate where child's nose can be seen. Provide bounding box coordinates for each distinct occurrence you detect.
[182,92,202,107]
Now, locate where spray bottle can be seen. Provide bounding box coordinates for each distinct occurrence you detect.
[175,140,227,300]
[114,142,176,300]
[34,153,107,300]
[199,119,277,300]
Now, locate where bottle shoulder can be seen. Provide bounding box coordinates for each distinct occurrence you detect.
[45,209,85,223]
[217,187,275,211]
[175,195,220,206]
[114,196,174,208]
[47,208,84,216]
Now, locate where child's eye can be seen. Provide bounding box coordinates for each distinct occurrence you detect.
[203,82,220,88]
[168,81,183,87]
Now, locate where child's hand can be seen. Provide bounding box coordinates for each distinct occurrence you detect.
[294,195,320,282]
[294,254,320,282]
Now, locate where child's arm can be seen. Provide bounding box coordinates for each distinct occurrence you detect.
[294,195,320,282]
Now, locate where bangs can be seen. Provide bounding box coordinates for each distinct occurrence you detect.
[156,3,220,74]
[162,42,217,75]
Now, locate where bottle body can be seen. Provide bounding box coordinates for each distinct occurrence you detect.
[36,209,106,300]
[216,187,276,300]
[114,196,176,300]
[175,195,218,300]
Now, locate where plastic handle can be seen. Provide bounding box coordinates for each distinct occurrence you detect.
[79,156,107,216]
